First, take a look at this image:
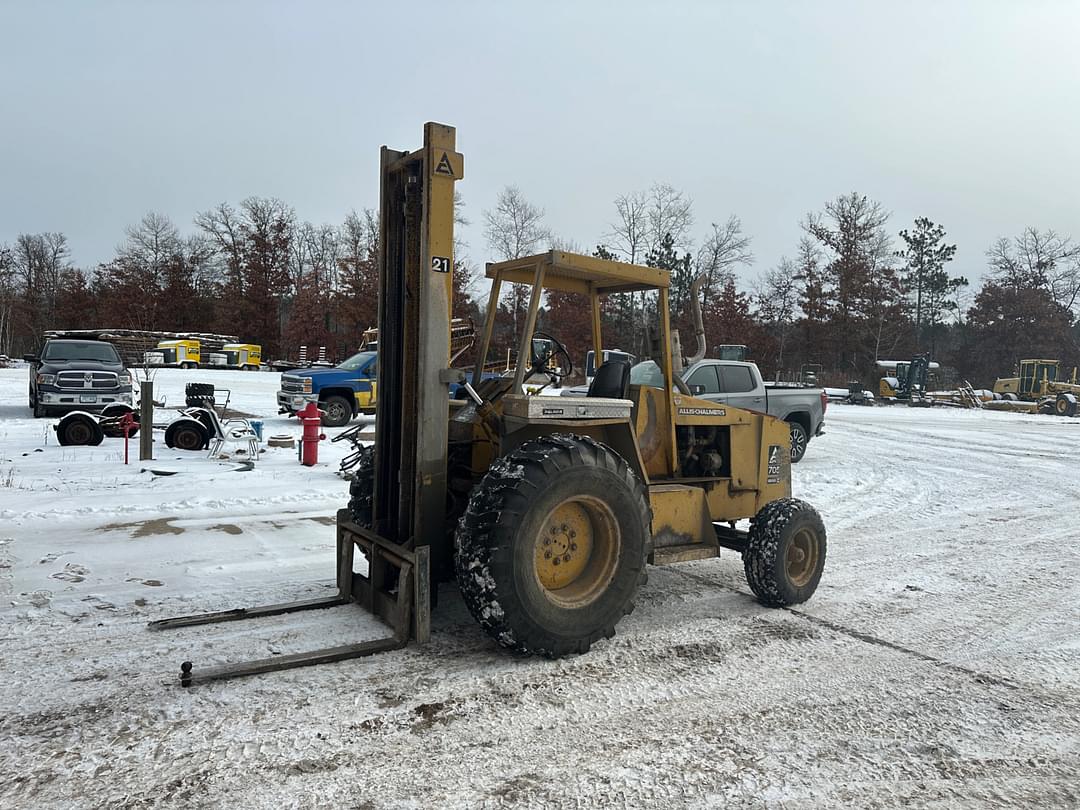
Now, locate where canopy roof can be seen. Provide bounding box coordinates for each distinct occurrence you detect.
[485,250,669,295]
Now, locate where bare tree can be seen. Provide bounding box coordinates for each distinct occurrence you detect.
[119,212,182,279]
[0,244,15,354]
[605,190,649,264]
[646,182,694,253]
[483,186,551,261]
[986,227,1080,314]
[695,216,754,307]
[484,186,551,335]
[754,257,801,368]
[13,232,70,344]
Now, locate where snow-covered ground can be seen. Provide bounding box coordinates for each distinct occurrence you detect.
[1,365,1078,809]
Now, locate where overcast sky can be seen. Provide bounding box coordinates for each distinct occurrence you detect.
[2,1,1079,288]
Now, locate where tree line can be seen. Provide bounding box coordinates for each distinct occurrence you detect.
[2,186,1078,388]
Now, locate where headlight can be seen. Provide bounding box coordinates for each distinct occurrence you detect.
[303,378,312,393]
[36,373,56,386]
[118,372,132,386]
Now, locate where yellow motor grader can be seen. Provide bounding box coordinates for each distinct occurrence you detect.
[152,123,826,683]
[993,359,1079,416]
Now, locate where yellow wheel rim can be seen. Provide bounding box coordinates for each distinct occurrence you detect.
[533,495,621,608]
[786,528,819,588]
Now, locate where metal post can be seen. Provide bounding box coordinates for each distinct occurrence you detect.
[139,380,153,461]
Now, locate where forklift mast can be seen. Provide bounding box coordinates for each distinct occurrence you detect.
[374,123,462,575]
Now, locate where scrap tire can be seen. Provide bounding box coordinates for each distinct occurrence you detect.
[321,395,352,428]
[454,433,651,658]
[100,404,139,438]
[743,498,826,607]
[185,382,215,409]
[165,418,209,451]
[55,413,105,447]
[347,445,376,527]
[1055,393,1077,417]
[788,421,809,464]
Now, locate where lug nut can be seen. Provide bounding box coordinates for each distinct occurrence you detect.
[570,543,578,551]
[569,530,577,539]
[563,553,571,562]
[553,558,560,565]
[544,538,551,546]
[544,551,551,559]
[561,524,568,532]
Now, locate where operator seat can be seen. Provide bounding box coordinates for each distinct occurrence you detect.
[587,359,631,399]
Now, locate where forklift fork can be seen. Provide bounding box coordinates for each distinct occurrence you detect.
[149,510,430,687]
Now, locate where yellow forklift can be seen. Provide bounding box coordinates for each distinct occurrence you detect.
[151,124,826,684]
[993,359,1079,416]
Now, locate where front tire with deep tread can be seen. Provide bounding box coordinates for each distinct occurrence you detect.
[454,434,651,658]
[743,498,826,607]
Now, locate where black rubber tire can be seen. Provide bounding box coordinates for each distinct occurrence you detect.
[1055,394,1077,417]
[185,382,215,409]
[743,498,826,607]
[33,399,46,419]
[347,445,376,527]
[321,395,352,427]
[788,421,809,464]
[56,414,105,447]
[1003,393,1018,402]
[165,418,209,451]
[454,433,651,658]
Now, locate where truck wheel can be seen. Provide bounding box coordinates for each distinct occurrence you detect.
[347,445,376,527]
[788,421,809,463]
[743,498,826,607]
[165,418,209,451]
[454,434,651,658]
[33,399,46,419]
[55,413,105,447]
[321,395,352,427]
[1055,394,1077,417]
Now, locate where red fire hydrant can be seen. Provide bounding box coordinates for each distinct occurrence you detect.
[298,401,326,466]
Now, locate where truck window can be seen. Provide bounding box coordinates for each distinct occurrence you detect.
[686,365,720,394]
[43,341,121,364]
[718,365,755,393]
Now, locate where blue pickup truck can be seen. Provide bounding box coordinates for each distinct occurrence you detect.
[278,350,505,426]
[278,351,377,427]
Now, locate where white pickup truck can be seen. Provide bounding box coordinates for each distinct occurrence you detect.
[564,358,827,462]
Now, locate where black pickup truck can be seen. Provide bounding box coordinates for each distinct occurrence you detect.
[25,339,133,418]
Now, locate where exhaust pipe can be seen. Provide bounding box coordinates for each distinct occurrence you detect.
[686,274,707,366]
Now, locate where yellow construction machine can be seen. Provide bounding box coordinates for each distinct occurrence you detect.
[151,123,826,684]
[993,359,1079,416]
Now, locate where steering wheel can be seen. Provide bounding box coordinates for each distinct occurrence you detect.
[531,331,573,380]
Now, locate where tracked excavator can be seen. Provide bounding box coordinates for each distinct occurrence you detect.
[152,123,827,684]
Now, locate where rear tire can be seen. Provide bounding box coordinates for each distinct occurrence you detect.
[321,395,352,427]
[165,418,209,451]
[55,413,105,447]
[788,421,809,463]
[454,434,651,657]
[743,498,826,607]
